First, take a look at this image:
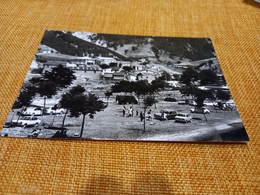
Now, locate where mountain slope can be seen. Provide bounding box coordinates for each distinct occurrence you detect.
[40,31,129,60]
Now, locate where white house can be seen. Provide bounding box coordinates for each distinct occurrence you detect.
[136,72,156,83]
[96,56,117,65]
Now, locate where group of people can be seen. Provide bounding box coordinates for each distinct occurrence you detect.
[122,106,153,122]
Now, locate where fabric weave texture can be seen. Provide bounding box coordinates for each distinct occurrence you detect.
[0,0,259,194]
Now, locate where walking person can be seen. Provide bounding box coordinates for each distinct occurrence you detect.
[123,106,126,117]
[147,109,152,121]
[140,111,144,122]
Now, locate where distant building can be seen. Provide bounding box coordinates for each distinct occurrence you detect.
[96,56,117,65]
[174,62,193,69]
[136,72,156,83]
[127,74,137,82]
[113,72,125,81]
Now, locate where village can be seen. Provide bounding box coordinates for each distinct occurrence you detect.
[1,33,247,142]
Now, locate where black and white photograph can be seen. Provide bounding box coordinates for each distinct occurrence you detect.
[0,30,249,142]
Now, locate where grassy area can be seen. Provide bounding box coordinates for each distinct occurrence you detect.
[1,101,244,141]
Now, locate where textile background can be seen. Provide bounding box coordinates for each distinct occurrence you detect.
[0,0,259,194]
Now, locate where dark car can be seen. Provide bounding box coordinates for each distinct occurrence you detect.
[116,95,138,104]
[164,97,177,102]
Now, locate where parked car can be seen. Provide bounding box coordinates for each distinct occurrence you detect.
[177,100,186,105]
[116,95,138,104]
[12,116,41,127]
[175,113,192,123]
[22,107,42,116]
[154,110,177,120]
[164,97,177,102]
[190,107,210,114]
[46,107,65,115]
[188,100,197,106]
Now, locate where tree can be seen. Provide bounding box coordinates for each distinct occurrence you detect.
[180,68,199,86]
[104,90,113,104]
[208,60,213,68]
[111,80,135,94]
[179,85,197,99]
[13,83,36,109]
[29,65,76,111]
[59,85,86,131]
[159,71,171,81]
[194,89,215,108]
[216,90,230,102]
[59,86,107,138]
[199,69,218,85]
[133,81,151,103]
[44,64,76,89]
[30,77,57,110]
[142,96,158,131]
[69,93,106,138]
[151,78,167,93]
[193,89,215,121]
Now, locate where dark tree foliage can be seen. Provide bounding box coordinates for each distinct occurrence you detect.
[59,86,106,137]
[44,65,76,89]
[70,93,106,138]
[199,69,218,85]
[13,84,37,108]
[151,46,159,59]
[180,85,197,98]
[216,90,230,102]
[180,68,199,86]
[111,80,135,94]
[151,78,167,93]
[29,77,57,109]
[159,71,171,81]
[29,65,76,110]
[143,96,158,108]
[194,89,215,108]
[134,80,151,97]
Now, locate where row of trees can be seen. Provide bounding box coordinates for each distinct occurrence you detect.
[110,78,167,131]
[180,67,230,108]
[14,65,107,138]
[14,65,76,110]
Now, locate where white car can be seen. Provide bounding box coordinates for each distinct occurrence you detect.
[190,107,210,114]
[12,116,41,127]
[188,100,197,106]
[22,107,43,116]
[46,107,65,115]
[175,113,192,123]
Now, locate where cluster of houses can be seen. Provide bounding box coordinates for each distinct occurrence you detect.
[34,53,168,83]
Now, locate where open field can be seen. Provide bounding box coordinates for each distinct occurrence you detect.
[1,100,245,142]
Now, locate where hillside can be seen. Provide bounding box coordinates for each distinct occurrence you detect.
[40,31,129,61]
[41,30,216,63]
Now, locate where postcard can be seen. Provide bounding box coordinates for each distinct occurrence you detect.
[0,30,249,142]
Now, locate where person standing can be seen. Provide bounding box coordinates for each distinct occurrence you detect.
[123,106,126,117]
[128,106,133,117]
[140,111,144,122]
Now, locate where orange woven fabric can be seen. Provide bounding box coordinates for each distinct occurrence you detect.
[0,0,259,194]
